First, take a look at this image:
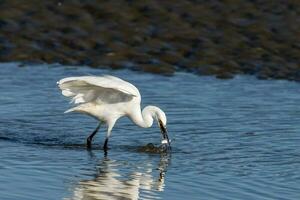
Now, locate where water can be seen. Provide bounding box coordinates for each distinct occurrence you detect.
[0,62,300,200]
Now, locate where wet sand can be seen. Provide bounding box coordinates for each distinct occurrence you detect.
[0,1,299,80]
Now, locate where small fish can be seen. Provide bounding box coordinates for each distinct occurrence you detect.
[161,139,169,145]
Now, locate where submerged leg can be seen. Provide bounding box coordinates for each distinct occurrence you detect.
[103,119,116,151]
[87,122,101,149]
[103,137,109,151]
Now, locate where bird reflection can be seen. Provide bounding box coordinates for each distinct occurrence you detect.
[66,153,170,200]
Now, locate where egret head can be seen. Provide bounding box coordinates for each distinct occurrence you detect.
[156,108,167,126]
[141,106,170,148]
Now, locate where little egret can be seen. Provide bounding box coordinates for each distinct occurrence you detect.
[57,75,170,151]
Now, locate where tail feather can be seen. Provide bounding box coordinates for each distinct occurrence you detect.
[64,107,76,113]
[64,103,97,117]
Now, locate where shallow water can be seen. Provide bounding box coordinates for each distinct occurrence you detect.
[0,63,300,200]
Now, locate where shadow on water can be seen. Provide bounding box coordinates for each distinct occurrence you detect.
[65,151,171,200]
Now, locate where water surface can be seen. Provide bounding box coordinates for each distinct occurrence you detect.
[0,63,300,200]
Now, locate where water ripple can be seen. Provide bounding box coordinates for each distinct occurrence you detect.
[0,63,300,200]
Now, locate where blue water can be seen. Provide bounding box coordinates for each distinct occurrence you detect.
[0,62,300,200]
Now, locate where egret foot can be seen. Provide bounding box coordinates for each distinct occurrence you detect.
[86,123,101,149]
[86,137,93,149]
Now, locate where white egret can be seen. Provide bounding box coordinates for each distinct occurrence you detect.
[57,75,170,150]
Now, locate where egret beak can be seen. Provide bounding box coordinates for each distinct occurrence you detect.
[158,119,171,148]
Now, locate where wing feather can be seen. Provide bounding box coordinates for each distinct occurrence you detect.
[57,75,141,105]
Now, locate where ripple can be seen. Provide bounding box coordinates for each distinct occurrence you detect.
[1,63,300,200]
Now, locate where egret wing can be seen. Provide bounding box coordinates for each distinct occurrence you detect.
[57,75,141,105]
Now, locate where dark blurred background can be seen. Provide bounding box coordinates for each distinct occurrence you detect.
[0,0,299,80]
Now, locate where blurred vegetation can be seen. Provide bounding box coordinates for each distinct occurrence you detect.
[0,0,299,80]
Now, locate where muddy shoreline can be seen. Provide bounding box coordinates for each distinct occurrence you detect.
[0,1,299,81]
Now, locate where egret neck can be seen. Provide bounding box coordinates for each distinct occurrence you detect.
[129,105,170,147]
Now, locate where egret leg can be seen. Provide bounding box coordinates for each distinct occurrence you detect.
[103,138,109,151]
[103,119,116,151]
[87,123,101,149]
